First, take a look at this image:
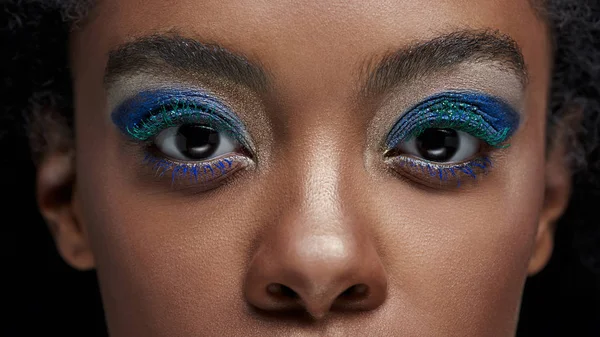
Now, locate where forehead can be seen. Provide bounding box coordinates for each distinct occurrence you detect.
[88,0,540,33]
[85,0,544,45]
[74,0,549,100]
[82,0,547,61]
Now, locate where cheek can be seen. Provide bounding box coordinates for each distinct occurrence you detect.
[73,101,256,333]
[374,112,547,334]
[75,142,265,333]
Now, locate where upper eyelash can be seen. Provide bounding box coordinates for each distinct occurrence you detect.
[386,91,521,149]
[111,88,250,148]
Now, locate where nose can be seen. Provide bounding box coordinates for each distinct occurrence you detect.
[244,219,388,319]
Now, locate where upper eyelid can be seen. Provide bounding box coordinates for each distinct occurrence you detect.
[112,88,520,156]
[112,88,237,130]
[110,88,254,147]
[385,91,521,148]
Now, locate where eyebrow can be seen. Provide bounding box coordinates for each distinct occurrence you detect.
[104,34,269,92]
[105,31,526,100]
[361,30,528,97]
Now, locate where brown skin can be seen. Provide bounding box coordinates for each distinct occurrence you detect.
[37,0,572,336]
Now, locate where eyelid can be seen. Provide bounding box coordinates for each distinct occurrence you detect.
[385,91,521,149]
[111,88,254,151]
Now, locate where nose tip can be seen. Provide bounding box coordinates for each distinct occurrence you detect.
[244,234,388,319]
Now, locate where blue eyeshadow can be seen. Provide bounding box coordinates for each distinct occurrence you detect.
[386,91,521,149]
[111,88,250,148]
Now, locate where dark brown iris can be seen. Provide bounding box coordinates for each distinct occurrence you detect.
[415,128,459,162]
[175,124,220,159]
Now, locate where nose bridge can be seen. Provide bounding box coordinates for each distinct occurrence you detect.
[272,116,350,231]
[266,128,359,283]
[244,127,388,318]
[300,131,344,224]
[277,125,363,258]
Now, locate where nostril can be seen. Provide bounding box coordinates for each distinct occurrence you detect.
[267,283,299,299]
[339,284,369,300]
[244,232,388,317]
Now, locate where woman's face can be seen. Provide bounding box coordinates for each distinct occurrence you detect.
[49,0,569,335]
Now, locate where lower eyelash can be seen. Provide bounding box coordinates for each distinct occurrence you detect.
[385,156,493,187]
[142,152,252,186]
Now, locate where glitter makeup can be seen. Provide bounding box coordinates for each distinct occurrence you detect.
[386,91,520,149]
[112,88,251,147]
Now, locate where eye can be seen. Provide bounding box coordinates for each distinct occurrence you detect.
[154,124,237,161]
[397,128,479,163]
[383,91,521,187]
[112,89,256,187]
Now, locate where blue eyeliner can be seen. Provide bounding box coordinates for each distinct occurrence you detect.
[386,91,520,149]
[387,155,493,187]
[142,152,250,185]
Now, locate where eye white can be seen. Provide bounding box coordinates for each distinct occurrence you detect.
[397,130,479,163]
[154,126,236,161]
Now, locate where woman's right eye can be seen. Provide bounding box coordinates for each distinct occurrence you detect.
[154,124,239,161]
[111,89,255,186]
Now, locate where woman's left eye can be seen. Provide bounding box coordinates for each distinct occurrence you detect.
[154,124,237,161]
[396,128,480,163]
[383,91,521,187]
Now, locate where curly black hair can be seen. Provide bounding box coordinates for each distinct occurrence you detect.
[543,0,600,275]
[1,0,599,335]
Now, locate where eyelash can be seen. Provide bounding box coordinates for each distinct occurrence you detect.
[142,152,252,186]
[384,155,493,188]
[384,92,519,187]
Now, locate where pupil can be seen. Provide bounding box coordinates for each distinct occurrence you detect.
[415,128,459,161]
[175,124,220,159]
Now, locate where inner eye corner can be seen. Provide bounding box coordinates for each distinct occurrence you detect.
[382,146,399,158]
